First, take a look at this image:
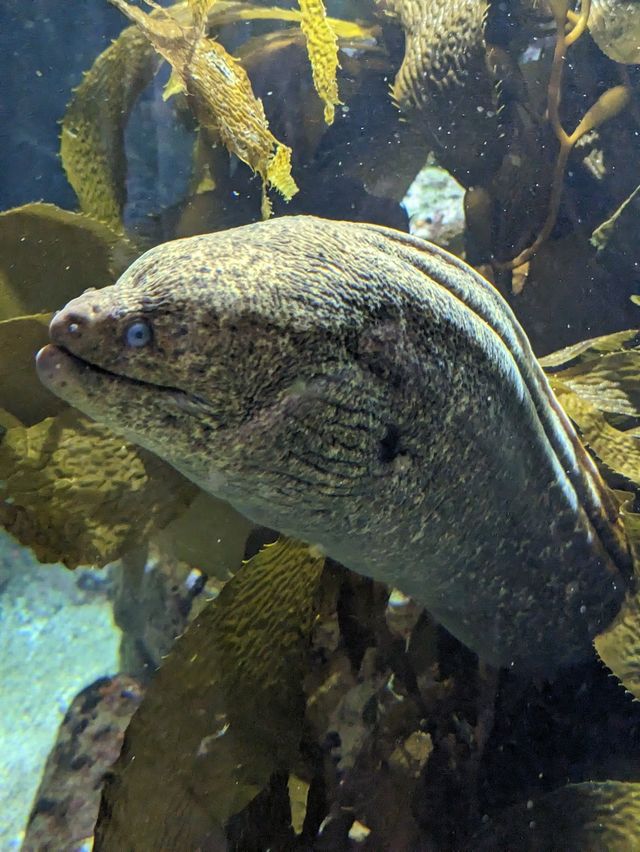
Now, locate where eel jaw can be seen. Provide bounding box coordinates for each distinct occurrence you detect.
[35,343,219,422]
[36,343,101,406]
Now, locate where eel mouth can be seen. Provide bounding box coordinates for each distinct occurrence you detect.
[35,343,216,419]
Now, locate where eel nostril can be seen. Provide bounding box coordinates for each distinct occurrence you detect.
[64,314,86,337]
[49,309,89,344]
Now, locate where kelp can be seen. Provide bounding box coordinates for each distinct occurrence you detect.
[473,781,640,850]
[0,203,124,424]
[595,531,640,699]
[551,351,640,417]
[539,326,640,702]
[0,202,205,567]
[542,327,640,484]
[109,0,298,218]
[539,328,640,369]
[61,26,159,232]
[500,0,631,269]
[553,387,640,483]
[298,0,341,124]
[0,198,132,424]
[0,409,196,568]
[588,0,640,64]
[61,0,377,229]
[0,203,122,319]
[93,537,325,848]
[0,315,66,426]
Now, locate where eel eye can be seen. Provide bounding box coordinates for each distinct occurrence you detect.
[124,319,153,348]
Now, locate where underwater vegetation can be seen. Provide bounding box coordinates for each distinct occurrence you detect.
[3,0,640,847]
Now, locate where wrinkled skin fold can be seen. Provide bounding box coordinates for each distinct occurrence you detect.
[36,215,631,670]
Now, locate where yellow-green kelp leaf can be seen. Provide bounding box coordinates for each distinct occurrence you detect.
[298,0,341,124]
[541,327,640,485]
[595,586,640,701]
[205,2,375,40]
[0,314,67,426]
[594,501,640,700]
[188,0,215,32]
[551,383,640,485]
[0,409,196,568]
[94,537,326,847]
[110,0,298,218]
[550,350,640,417]
[0,203,121,320]
[473,781,640,850]
[539,328,640,370]
[61,23,158,231]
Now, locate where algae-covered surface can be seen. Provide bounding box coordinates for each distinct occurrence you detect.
[0,531,119,849]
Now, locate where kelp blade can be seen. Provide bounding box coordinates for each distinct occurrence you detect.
[0,203,121,320]
[0,315,67,426]
[0,409,195,568]
[61,24,158,231]
[109,0,298,215]
[298,0,341,124]
[94,538,325,848]
[594,503,640,700]
[543,327,640,486]
[0,203,124,424]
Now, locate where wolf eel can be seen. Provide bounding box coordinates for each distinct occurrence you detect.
[36,216,632,672]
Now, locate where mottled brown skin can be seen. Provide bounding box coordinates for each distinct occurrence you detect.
[389,0,501,185]
[37,216,631,671]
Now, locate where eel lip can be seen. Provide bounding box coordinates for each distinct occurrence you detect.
[36,344,222,422]
[35,343,82,388]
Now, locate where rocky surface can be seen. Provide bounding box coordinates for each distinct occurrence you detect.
[0,532,119,849]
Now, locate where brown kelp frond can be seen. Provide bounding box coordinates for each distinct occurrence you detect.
[93,538,325,846]
[154,491,252,580]
[0,203,123,320]
[499,0,631,271]
[0,202,202,568]
[592,183,640,253]
[298,0,341,125]
[544,326,640,698]
[539,328,640,369]
[110,0,298,217]
[0,409,196,568]
[543,326,640,485]
[595,510,640,701]
[0,203,126,425]
[0,315,66,427]
[61,25,159,232]
[588,0,640,64]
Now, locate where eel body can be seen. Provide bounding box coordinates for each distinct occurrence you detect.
[36,216,631,671]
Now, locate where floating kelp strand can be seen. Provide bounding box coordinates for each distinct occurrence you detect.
[61,25,158,232]
[298,0,341,124]
[109,0,298,215]
[93,537,325,845]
